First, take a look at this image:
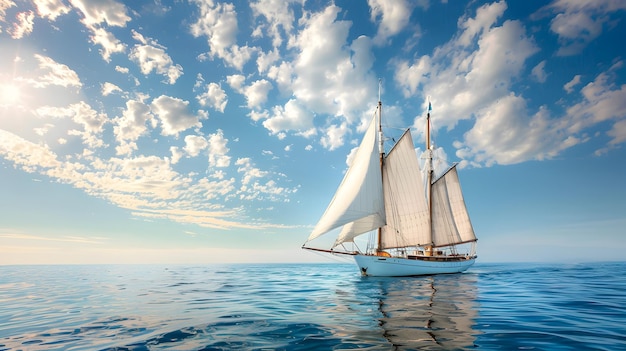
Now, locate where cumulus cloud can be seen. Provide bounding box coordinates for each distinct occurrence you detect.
[207,130,231,168]
[113,99,152,155]
[33,0,70,20]
[262,99,315,136]
[151,95,204,137]
[69,0,130,61]
[196,82,228,112]
[91,27,126,62]
[68,0,130,28]
[183,134,208,157]
[250,0,297,48]
[129,30,183,84]
[368,0,420,45]
[189,0,255,70]
[396,3,538,132]
[456,94,578,166]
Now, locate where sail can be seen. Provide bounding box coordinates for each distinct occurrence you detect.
[379,130,431,249]
[307,113,385,242]
[443,166,476,243]
[431,165,476,247]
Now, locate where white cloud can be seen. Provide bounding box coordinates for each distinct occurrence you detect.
[207,129,231,168]
[456,94,577,166]
[320,122,349,151]
[30,54,82,88]
[564,74,582,93]
[234,157,298,203]
[262,99,315,136]
[250,0,297,48]
[101,82,122,96]
[368,0,419,45]
[68,0,130,61]
[0,129,60,172]
[91,27,126,62]
[33,0,70,20]
[565,64,626,137]
[396,12,539,133]
[227,74,245,91]
[228,76,272,109]
[113,99,152,155]
[69,101,108,148]
[291,5,376,121]
[533,0,626,56]
[0,1,16,23]
[10,10,34,39]
[183,134,208,157]
[129,30,183,84]
[151,95,204,137]
[256,48,280,74]
[196,82,228,112]
[531,60,548,83]
[457,0,507,47]
[35,101,107,148]
[68,0,131,28]
[236,157,267,186]
[170,146,184,164]
[607,119,626,146]
[189,0,255,70]
[244,79,272,109]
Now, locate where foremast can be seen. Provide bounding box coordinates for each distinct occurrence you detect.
[425,100,435,256]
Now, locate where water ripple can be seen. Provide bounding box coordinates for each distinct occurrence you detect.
[0,262,625,350]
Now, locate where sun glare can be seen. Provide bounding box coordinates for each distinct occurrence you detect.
[0,83,21,106]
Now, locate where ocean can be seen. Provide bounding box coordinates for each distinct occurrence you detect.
[1,262,625,351]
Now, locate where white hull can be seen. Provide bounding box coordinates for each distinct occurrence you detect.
[354,254,475,277]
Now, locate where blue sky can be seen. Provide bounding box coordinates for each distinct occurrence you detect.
[1,0,625,264]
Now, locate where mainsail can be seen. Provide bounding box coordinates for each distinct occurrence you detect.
[379,129,430,249]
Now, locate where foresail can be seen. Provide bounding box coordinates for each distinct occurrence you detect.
[307,113,385,242]
[380,130,431,249]
[431,165,476,247]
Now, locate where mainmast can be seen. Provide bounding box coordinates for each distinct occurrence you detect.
[426,100,434,256]
[376,79,384,253]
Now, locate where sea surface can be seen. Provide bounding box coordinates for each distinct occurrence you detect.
[1,261,625,351]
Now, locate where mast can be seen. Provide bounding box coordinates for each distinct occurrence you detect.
[426,99,434,256]
[376,79,384,253]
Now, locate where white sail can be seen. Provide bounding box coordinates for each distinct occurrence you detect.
[307,113,385,242]
[442,166,476,243]
[430,165,476,247]
[380,130,431,249]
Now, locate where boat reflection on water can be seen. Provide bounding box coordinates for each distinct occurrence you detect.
[369,273,478,350]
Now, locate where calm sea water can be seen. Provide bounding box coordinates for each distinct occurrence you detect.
[1,262,625,351]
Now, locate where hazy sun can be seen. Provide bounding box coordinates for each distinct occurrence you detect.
[0,83,21,106]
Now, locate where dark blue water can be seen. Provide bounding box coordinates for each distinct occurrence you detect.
[1,262,625,350]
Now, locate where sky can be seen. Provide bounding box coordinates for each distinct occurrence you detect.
[1,0,625,265]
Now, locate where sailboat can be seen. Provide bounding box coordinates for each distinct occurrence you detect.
[302,91,477,277]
